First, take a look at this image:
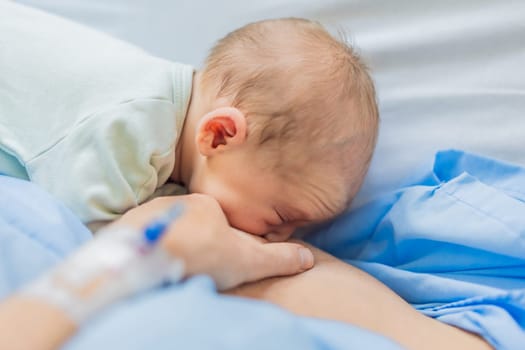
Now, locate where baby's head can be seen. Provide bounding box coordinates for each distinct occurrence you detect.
[179,18,378,241]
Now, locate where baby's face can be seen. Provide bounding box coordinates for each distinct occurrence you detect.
[188,149,343,241]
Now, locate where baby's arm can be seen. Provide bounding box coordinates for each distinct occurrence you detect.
[228,246,492,350]
[27,100,179,224]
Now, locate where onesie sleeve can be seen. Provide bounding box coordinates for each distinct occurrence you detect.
[25,99,181,223]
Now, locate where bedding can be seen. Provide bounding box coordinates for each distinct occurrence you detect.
[3,1,524,348]
[1,150,525,349]
[0,175,401,350]
[306,150,525,350]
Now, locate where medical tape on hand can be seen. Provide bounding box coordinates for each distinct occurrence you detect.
[21,225,184,324]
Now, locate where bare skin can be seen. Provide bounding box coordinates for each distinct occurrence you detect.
[0,197,493,350]
[228,246,493,350]
[171,72,348,242]
[0,194,313,350]
[0,243,493,350]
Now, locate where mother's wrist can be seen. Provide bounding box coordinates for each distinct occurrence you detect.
[21,224,185,325]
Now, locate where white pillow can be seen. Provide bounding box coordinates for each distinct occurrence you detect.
[17,0,525,202]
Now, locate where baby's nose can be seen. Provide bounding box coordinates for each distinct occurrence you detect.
[265,226,296,242]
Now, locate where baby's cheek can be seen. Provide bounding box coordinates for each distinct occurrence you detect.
[220,207,269,236]
[230,219,269,236]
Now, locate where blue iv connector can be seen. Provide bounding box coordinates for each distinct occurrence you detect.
[143,203,184,245]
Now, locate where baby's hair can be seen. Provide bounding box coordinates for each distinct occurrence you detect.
[202,18,379,209]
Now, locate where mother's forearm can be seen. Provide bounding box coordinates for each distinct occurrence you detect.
[0,296,76,350]
[228,247,492,350]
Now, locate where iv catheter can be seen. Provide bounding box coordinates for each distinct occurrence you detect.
[23,204,186,324]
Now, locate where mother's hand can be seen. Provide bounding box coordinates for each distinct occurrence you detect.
[119,193,314,290]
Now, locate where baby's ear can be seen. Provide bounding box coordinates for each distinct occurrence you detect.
[196,107,247,156]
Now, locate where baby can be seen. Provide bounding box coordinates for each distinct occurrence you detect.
[0,3,378,241]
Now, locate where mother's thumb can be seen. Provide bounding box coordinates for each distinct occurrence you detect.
[255,243,315,279]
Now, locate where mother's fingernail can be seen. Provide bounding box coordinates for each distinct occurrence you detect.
[299,248,314,269]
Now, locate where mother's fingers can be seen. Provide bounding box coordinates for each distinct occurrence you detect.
[243,241,315,283]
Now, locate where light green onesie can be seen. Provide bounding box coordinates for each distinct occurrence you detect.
[0,2,193,223]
